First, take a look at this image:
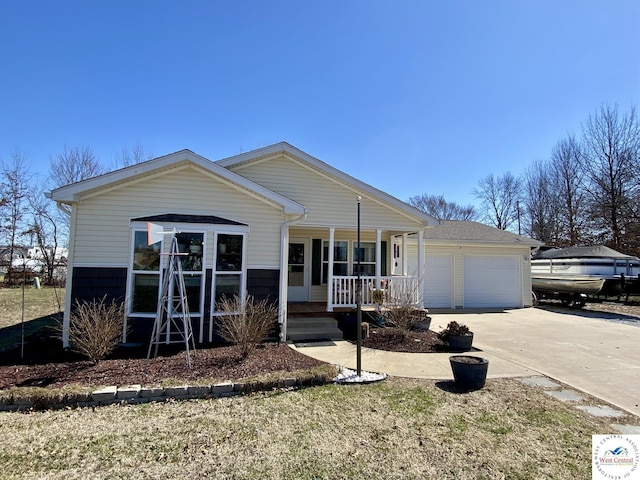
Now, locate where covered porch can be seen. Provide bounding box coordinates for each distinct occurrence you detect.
[281,225,426,340]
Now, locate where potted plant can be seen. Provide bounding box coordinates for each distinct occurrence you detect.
[449,355,489,390]
[437,320,473,352]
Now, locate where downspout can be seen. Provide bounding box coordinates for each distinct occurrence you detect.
[278,212,307,343]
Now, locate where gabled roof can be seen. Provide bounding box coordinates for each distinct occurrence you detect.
[216,142,439,227]
[47,149,306,215]
[424,220,543,246]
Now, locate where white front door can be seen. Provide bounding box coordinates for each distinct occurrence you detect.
[288,238,309,302]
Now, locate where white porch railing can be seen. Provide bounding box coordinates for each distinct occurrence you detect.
[329,275,421,311]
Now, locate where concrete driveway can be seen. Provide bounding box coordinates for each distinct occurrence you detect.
[429,307,640,417]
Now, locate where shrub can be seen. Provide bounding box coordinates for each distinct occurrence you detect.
[437,320,472,342]
[216,294,278,357]
[383,278,425,334]
[68,295,126,363]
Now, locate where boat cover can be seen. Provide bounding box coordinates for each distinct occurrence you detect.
[534,245,639,260]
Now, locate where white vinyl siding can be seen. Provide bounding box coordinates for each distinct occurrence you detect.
[72,165,283,267]
[228,155,424,230]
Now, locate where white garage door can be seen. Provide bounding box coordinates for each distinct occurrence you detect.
[464,256,522,308]
[425,255,452,308]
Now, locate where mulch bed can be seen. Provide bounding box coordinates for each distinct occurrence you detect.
[0,342,326,390]
[0,325,448,390]
[362,327,446,353]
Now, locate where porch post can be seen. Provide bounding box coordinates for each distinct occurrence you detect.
[375,229,382,289]
[417,229,425,308]
[402,233,409,276]
[327,227,335,311]
[279,224,290,341]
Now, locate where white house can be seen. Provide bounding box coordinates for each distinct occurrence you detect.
[48,142,541,346]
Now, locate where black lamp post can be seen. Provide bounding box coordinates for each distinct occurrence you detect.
[356,195,362,376]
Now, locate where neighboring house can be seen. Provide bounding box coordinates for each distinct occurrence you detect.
[48,142,541,347]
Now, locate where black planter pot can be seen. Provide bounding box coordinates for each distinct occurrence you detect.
[449,355,489,390]
[448,333,474,352]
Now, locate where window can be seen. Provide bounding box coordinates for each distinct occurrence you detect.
[131,231,161,313]
[174,232,204,314]
[353,242,376,276]
[130,230,205,315]
[322,240,348,283]
[213,233,244,309]
[129,227,247,322]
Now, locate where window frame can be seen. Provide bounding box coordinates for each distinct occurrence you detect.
[353,241,376,276]
[211,231,247,317]
[321,240,349,284]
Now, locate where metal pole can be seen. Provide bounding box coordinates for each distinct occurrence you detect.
[356,196,362,376]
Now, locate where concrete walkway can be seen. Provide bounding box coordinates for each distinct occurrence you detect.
[289,307,640,417]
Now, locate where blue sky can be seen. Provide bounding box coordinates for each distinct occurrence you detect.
[1,1,638,206]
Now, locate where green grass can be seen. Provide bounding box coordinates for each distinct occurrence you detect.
[0,287,64,350]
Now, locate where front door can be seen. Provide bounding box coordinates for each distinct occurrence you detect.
[288,238,309,302]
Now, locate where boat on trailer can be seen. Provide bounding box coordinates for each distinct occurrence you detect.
[531,245,640,306]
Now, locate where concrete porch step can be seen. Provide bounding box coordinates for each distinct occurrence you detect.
[287,316,343,342]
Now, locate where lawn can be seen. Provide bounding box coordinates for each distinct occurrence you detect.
[0,376,616,479]
[0,287,65,350]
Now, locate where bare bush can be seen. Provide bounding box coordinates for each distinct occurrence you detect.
[216,295,278,357]
[384,278,429,335]
[68,296,126,363]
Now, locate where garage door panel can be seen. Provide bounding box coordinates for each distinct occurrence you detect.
[464,256,521,308]
[425,255,452,308]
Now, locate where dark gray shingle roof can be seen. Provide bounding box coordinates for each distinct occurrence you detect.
[424,220,542,246]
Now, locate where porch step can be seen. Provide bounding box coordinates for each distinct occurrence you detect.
[287,316,344,342]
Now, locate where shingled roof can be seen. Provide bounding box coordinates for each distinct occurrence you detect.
[423,220,542,246]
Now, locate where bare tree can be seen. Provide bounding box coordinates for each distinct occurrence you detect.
[48,145,103,225]
[580,104,640,250]
[49,145,103,188]
[472,172,522,231]
[408,194,476,221]
[549,134,587,246]
[0,150,32,283]
[27,180,65,285]
[112,143,152,169]
[522,159,558,243]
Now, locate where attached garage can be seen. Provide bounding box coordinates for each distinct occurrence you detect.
[418,221,541,310]
[463,255,522,308]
